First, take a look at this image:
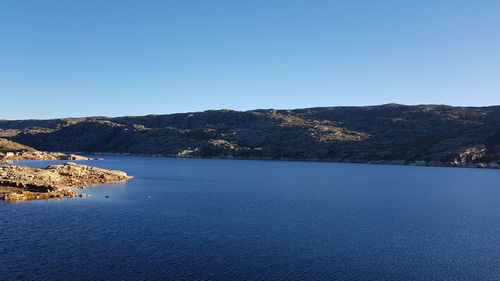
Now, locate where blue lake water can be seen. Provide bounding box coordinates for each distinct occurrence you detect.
[1,156,500,280]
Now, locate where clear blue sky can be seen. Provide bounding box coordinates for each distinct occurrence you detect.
[1,0,499,119]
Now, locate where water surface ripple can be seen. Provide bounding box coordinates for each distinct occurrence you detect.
[1,157,500,280]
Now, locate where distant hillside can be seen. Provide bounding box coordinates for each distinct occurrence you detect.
[0,138,35,153]
[2,104,500,168]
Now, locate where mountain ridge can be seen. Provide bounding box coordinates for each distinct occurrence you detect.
[2,104,500,168]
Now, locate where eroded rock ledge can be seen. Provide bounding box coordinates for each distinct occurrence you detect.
[0,162,132,201]
[2,190,90,201]
[0,151,101,163]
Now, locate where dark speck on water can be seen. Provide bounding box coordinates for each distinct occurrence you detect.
[1,156,500,280]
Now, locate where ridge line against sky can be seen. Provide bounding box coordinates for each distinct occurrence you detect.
[1,103,500,121]
[1,0,499,119]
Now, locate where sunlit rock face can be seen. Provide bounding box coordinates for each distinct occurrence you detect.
[0,162,132,201]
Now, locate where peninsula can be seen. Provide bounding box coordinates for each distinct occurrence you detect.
[0,139,132,201]
[0,162,132,201]
[0,137,100,163]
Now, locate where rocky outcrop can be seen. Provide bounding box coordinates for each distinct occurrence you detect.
[0,150,101,163]
[0,138,35,153]
[451,145,489,166]
[2,104,500,168]
[0,137,102,163]
[0,162,132,201]
[2,190,90,201]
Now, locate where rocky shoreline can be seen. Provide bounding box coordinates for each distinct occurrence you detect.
[0,162,132,201]
[83,152,500,169]
[0,150,101,163]
[5,150,498,170]
[2,189,90,201]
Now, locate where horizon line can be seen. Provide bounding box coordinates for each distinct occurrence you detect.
[2,103,500,121]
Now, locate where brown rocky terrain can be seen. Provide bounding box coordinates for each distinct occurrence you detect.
[0,150,101,163]
[0,137,35,153]
[0,138,102,163]
[2,104,500,168]
[0,162,132,201]
[2,189,89,201]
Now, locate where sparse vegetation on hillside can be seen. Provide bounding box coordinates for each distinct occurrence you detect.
[2,104,500,167]
[0,138,35,153]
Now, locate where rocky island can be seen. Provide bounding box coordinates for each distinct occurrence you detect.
[0,162,132,201]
